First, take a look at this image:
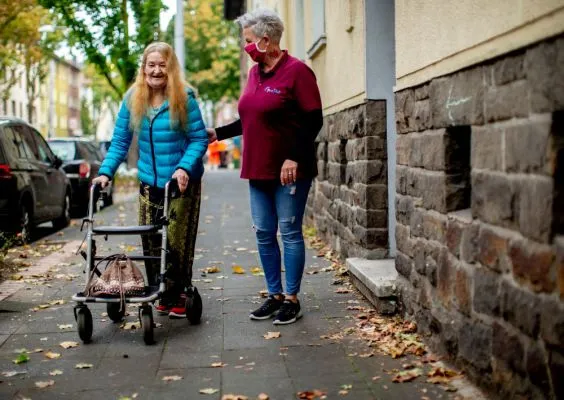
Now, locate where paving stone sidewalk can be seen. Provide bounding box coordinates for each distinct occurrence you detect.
[0,170,485,400]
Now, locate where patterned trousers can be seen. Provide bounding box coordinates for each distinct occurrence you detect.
[138,181,201,301]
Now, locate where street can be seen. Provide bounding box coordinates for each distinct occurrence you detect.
[0,170,480,399]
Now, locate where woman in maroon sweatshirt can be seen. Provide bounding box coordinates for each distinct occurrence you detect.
[207,8,323,325]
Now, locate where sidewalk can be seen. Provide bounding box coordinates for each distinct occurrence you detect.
[0,170,482,399]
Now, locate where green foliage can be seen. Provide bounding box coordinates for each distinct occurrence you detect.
[165,0,240,102]
[40,0,166,97]
[80,98,93,136]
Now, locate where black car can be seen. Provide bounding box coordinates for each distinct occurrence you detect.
[48,138,114,216]
[0,118,71,242]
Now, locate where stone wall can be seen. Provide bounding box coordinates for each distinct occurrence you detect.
[394,35,564,400]
[305,100,389,259]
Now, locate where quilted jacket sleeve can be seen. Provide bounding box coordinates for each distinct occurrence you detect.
[176,91,208,177]
[99,99,133,179]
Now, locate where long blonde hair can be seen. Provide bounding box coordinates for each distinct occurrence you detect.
[129,42,188,132]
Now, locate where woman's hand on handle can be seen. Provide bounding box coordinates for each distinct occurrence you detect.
[172,169,189,193]
[206,128,217,144]
[280,159,298,186]
[92,175,110,188]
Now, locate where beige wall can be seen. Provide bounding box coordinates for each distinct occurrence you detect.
[245,0,367,115]
[396,0,564,90]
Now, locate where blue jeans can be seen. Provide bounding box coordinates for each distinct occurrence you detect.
[249,179,312,296]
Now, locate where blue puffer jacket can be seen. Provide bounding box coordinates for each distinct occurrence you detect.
[99,89,208,188]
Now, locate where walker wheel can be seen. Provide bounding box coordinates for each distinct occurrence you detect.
[76,306,93,343]
[186,287,202,325]
[141,306,154,345]
[107,302,125,322]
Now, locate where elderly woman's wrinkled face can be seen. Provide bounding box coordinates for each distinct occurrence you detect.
[144,52,168,90]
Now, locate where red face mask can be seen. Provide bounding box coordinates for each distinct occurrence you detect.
[244,39,267,63]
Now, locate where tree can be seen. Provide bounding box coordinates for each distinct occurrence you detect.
[165,0,240,103]
[80,98,93,136]
[39,0,166,98]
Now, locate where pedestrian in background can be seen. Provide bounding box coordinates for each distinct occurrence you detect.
[207,8,323,325]
[93,42,208,319]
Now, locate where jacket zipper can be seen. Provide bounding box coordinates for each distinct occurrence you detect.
[149,107,168,187]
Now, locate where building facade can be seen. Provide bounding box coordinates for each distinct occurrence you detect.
[228,0,564,398]
[0,65,40,124]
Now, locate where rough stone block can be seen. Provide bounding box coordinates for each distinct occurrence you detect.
[446,215,471,258]
[471,125,503,170]
[396,195,414,225]
[345,136,386,161]
[458,321,493,371]
[501,279,541,337]
[492,321,526,374]
[485,80,529,122]
[492,52,526,85]
[430,67,485,128]
[510,239,555,293]
[556,237,564,300]
[347,258,397,298]
[505,115,551,174]
[413,240,426,275]
[526,37,564,113]
[396,89,415,134]
[526,341,551,395]
[421,209,448,243]
[471,171,516,229]
[414,99,431,131]
[327,141,346,163]
[347,105,367,139]
[396,251,413,278]
[548,348,564,400]
[316,142,327,161]
[454,266,472,316]
[396,223,413,257]
[327,162,346,186]
[355,208,387,229]
[437,249,453,306]
[515,176,553,243]
[415,84,430,100]
[316,160,326,181]
[460,222,480,263]
[473,267,501,316]
[416,170,470,213]
[396,165,408,195]
[477,224,512,273]
[352,225,388,249]
[365,100,387,137]
[396,134,412,165]
[346,160,386,185]
[354,183,388,210]
[410,130,448,170]
[540,296,564,347]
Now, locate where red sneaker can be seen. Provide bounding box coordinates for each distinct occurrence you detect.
[155,301,171,315]
[168,294,187,319]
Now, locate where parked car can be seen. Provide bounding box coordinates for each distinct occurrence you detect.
[47,137,114,216]
[0,117,71,242]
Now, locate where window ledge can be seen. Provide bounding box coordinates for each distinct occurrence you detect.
[307,34,327,59]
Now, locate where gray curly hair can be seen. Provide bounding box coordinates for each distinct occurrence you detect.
[236,8,284,44]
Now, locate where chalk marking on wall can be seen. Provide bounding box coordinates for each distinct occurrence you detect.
[445,85,472,123]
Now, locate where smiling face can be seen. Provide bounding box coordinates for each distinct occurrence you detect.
[144,51,168,90]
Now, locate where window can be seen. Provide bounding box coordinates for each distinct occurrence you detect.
[307,0,326,59]
[14,125,39,161]
[4,126,33,160]
[11,101,16,115]
[32,129,55,164]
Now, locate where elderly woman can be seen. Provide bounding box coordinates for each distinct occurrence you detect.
[208,9,323,325]
[93,42,208,319]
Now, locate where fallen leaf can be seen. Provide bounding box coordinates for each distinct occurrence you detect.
[200,388,219,394]
[372,376,381,381]
[341,384,352,390]
[259,290,268,298]
[335,288,351,294]
[27,348,43,354]
[392,368,423,383]
[162,375,183,382]
[235,247,248,251]
[35,380,55,389]
[75,363,93,369]
[10,274,23,281]
[60,341,79,349]
[203,266,221,274]
[121,321,141,330]
[232,265,245,274]
[257,394,269,400]
[40,337,48,341]
[12,353,30,364]
[58,324,73,330]
[263,331,281,340]
[203,279,213,283]
[208,287,223,290]
[221,395,249,400]
[297,390,327,399]
[49,370,63,376]
[211,362,227,368]
[250,266,263,275]
[338,390,349,396]
[2,370,27,377]
[45,351,61,359]
[49,299,65,305]
[359,353,373,358]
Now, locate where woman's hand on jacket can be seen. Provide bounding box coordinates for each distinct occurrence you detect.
[172,169,189,193]
[206,128,217,144]
[280,159,298,185]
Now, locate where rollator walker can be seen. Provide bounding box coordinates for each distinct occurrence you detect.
[71,179,202,345]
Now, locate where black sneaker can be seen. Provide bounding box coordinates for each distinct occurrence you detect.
[273,300,303,325]
[250,295,283,320]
